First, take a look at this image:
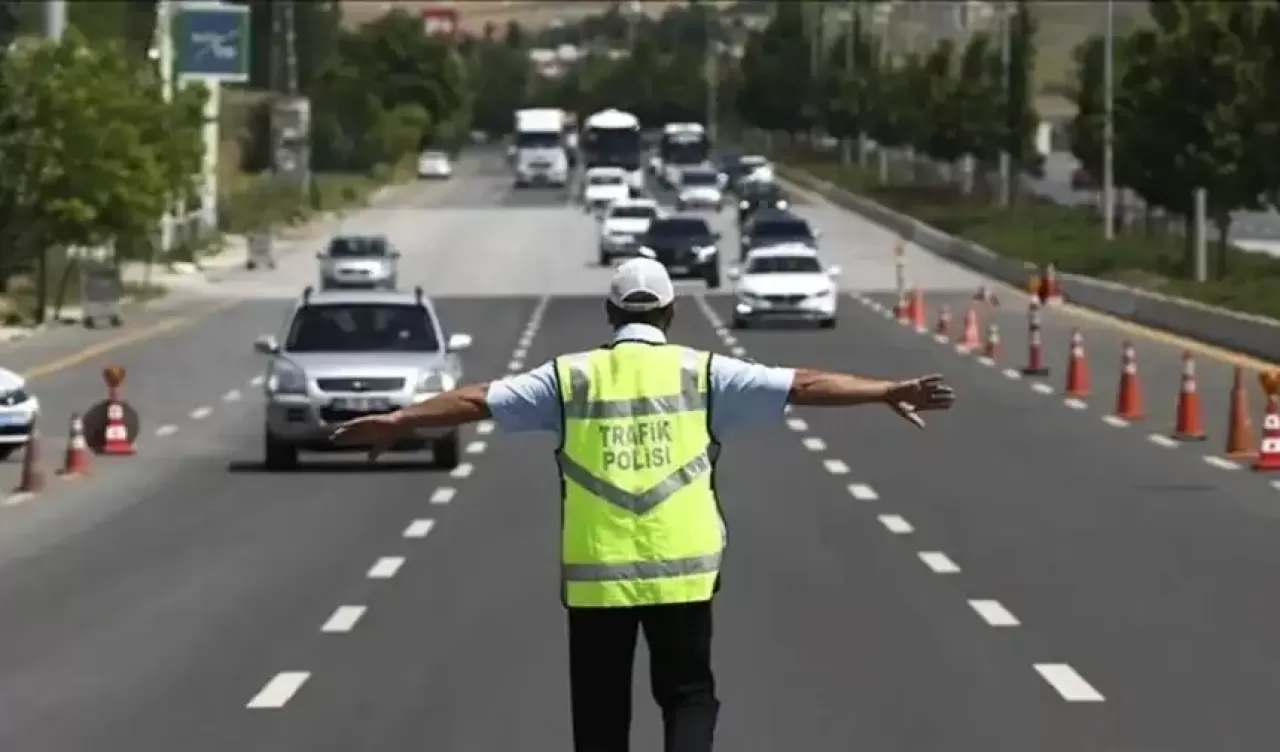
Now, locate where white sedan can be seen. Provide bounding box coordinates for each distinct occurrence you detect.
[0,367,39,460]
[729,243,841,329]
[417,150,452,179]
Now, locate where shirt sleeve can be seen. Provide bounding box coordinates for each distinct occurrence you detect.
[707,354,796,438]
[484,360,562,435]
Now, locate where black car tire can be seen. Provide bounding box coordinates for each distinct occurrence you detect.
[731,316,749,330]
[264,432,299,470]
[434,432,460,470]
[819,317,837,329]
[705,270,721,289]
[0,445,16,461]
[598,248,611,266]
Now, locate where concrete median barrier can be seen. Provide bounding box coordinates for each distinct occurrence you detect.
[778,164,1280,364]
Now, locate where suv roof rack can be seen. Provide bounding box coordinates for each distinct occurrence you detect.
[302,285,313,304]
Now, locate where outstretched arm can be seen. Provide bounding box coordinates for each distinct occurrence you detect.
[392,382,492,429]
[788,369,896,406]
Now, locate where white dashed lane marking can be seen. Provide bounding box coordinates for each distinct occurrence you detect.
[507,360,522,372]
[847,483,878,501]
[823,459,849,475]
[466,441,486,455]
[786,418,808,432]
[878,514,913,534]
[190,406,212,420]
[250,375,265,387]
[1034,663,1105,702]
[969,599,1020,627]
[1063,398,1087,410]
[1203,456,1241,471]
[449,463,474,479]
[223,389,241,402]
[1002,368,1022,380]
[1101,415,1129,427]
[477,421,494,435]
[155,424,177,437]
[404,519,436,538]
[367,557,404,579]
[320,605,366,634]
[1147,434,1179,449]
[730,346,746,357]
[429,487,456,505]
[918,551,961,574]
[1030,382,1054,395]
[246,672,310,709]
[802,437,826,452]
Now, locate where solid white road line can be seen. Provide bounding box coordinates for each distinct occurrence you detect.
[320,605,366,633]
[786,418,808,432]
[969,599,1020,627]
[847,483,878,500]
[466,441,486,455]
[403,519,435,538]
[1034,663,1105,702]
[802,437,826,452]
[449,463,474,479]
[155,424,178,437]
[246,672,310,709]
[918,551,960,574]
[429,487,456,504]
[477,421,494,435]
[878,514,913,534]
[190,406,212,420]
[367,557,404,579]
[824,459,850,475]
[1147,434,1179,449]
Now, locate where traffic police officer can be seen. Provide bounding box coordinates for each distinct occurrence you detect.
[331,258,955,752]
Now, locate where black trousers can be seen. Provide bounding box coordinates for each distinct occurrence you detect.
[567,600,719,752]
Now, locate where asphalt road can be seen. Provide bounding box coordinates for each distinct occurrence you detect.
[0,151,1278,750]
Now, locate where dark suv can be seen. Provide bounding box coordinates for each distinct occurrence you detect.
[637,216,722,288]
[736,181,790,228]
[738,210,819,260]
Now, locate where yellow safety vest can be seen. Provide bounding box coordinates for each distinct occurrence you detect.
[554,342,724,608]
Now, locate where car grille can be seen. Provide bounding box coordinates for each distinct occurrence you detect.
[319,406,397,423]
[765,294,806,306]
[316,377,404,392]
[652,247,692,265]
[0,424,30,436]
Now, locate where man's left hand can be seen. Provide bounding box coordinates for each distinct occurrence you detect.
[330,413,404,461]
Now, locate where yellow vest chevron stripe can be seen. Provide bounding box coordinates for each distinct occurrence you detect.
[555,342,724,607]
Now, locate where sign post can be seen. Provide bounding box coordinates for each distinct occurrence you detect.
[173,2,251,234]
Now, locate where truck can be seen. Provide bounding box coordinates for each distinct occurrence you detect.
[513,108,570,188]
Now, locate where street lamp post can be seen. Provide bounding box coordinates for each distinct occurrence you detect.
[1102,0,1116,240]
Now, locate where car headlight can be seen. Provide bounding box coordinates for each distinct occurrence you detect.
[266,362,308,394]
[418,371,455,393]
[739,200,749,210]
[737,291,762,304]
[0,388,30,406]
[694,245,717,260]
[637,246,656,259]
[813,289,833,298]
[776,200,789,209]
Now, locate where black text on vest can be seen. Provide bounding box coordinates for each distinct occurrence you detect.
[599,420,673,471]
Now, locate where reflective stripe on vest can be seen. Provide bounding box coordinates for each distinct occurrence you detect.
[555,344,723,607]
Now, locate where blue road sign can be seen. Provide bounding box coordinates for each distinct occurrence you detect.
[174,4,250,81]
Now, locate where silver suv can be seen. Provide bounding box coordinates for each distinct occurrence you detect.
[316,234,399,290]
[253,286,473,470]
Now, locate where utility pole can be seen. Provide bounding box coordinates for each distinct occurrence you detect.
[283,0,299,95]
[156,0,176,258]
[704,6,717,144]
[1102,0,1115,239]
[44,0,66,40]
[998,1,1011,208]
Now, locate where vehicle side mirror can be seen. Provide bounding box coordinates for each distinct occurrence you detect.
[727,267,741,280]
[712,231,721,241]
[315,251,323,259]
[254,334,279,354]
[812,229,822,239]
[391,250,401,259]
[827,265,842,278]
[447,333,473,352]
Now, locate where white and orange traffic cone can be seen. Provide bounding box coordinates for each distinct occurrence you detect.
[58,413,91,477]
[1171,351,1206,441]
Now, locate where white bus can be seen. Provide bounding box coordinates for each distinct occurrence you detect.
[658,122,711,186]
[513,108,569,187]
[581,108,644,194]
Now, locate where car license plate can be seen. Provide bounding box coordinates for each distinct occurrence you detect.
[332,397,389,412]
[668,265,688,274]
[0,412,26,426]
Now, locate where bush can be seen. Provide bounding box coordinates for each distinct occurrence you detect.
[218,171,387,236]
[776,150,1280,321]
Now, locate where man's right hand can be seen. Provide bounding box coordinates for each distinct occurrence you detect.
[884,374,955,429]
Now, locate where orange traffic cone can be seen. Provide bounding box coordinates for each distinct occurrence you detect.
[983,324,1002,360]
[1039,263,1063,305]
[909,289,926,331]
[58,414,91,477]
[1113,341,1143,419]
[1224,367,1255,459]
[957,307,980,351]
[934,305,951,340]
[1172,351,1206,441]
[11,419,45,495]
[1022,300,1049,376]
[101,401,136,455]
[973,285,999,306]
[1064,329,1090,396]
[1252,396,1280,471]
[894,291,909,324]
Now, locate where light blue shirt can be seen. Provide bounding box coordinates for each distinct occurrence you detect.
[484,324,796,440]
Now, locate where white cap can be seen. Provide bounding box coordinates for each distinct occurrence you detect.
[608,258,675,312]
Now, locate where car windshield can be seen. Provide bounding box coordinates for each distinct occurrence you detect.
[589,173,623,185]
[744,183,783,200]
[285,304,439,353]
[752,219,812,239]
[647,219,711,240]
[747,256,823,274]
[327,237,390,257]
[683,172,717,186]
[421,151,447,161]
[611,205,656,219]
[741,156,767,167]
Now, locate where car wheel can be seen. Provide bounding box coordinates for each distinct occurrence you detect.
[731,316,748,330]
[434,433,460,470]
[263,432,299,470]
[819,317,837,329]
[0,445,16,461]
[598,249,611,266]
[705,271,721,289]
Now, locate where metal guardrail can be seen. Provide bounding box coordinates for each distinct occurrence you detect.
[778,164,1280,365]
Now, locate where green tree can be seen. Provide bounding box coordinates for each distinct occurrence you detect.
[735,2,813,134]
[955,31,1002,168]
[1001,0,1038,201]
[918,40,963,167]
[1067,35,1105,186]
